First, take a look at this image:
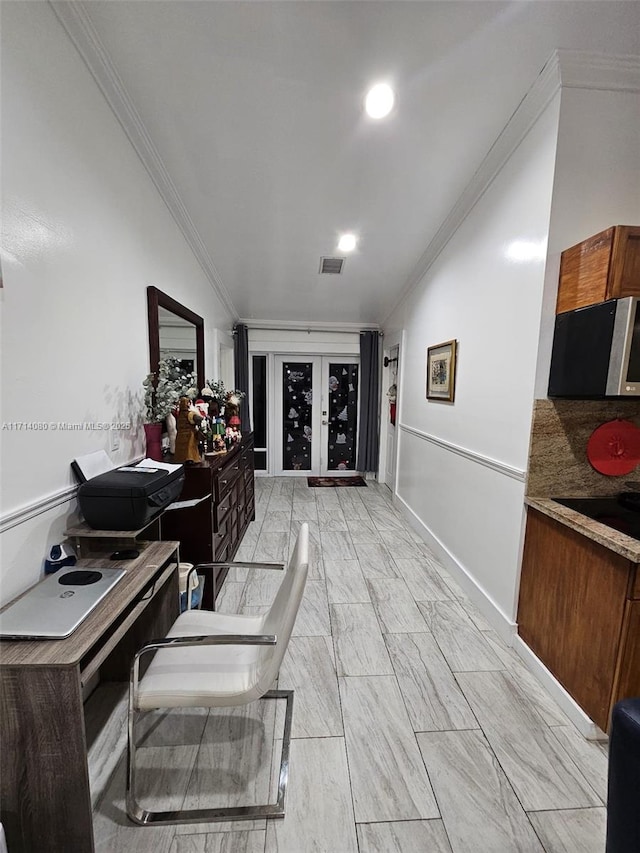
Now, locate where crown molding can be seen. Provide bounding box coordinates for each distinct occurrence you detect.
[556,49,640,92]
[385,49,640,327]
[241,318,379,333]
[50,1,238,320]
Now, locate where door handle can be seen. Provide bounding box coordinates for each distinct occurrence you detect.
[322,420,328,425]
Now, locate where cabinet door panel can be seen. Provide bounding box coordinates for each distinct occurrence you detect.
[611,599,640,711]
[518,509,631,731]
[609,226,640,299]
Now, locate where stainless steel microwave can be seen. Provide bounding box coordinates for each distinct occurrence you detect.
[548,297,640,398]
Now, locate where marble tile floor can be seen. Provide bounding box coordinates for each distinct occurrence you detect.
[90,477,609,853]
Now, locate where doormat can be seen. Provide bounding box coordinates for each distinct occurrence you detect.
[307,476,367,488]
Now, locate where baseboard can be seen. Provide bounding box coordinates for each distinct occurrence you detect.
[512,636,607,741]
[393,492,516,644]
[393,490,608,742]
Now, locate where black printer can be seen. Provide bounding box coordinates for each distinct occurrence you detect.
[78,464,184,530]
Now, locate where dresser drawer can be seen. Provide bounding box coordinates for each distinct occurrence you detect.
[215,532,231,564]
[215,464,242,503]
[213,490,233,531]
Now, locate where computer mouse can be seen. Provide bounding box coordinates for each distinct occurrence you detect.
[109,549,140,560]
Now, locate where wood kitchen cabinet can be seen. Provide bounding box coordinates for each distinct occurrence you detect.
[517,508,640,732]
[556,225,640,314]
[161,433,255,609]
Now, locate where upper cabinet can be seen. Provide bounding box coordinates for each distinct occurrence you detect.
[556,226,640,314]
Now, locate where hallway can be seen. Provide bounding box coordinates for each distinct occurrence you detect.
[90,477,608,852]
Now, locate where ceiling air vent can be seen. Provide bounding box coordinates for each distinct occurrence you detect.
[319,256,345,275]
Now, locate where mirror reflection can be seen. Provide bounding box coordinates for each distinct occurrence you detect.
[158,306,197,376]
[147,286,205,390]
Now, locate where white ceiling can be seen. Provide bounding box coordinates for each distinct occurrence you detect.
[57,1,639,327]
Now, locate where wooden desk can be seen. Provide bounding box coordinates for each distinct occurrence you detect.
[64,515,163,558]
[0,540,180,853]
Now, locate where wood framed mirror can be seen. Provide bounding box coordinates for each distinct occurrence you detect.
[147,286,205,389]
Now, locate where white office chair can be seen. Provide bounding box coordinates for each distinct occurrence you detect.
[126,523,309,826]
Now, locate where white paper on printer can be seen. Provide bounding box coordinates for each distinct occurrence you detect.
[73,450,115,481]
[135,458,183,473]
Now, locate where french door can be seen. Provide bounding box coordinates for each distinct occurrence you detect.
[274,356,360,476]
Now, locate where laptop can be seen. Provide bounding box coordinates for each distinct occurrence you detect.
[0,567,126,640]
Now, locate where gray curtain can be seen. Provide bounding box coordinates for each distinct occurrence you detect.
[233,323,250,428]
[356,330,380,473]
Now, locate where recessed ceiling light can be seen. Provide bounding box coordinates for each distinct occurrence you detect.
[338,233,357,252]
[365,83,394,119]
[505,239,548,262]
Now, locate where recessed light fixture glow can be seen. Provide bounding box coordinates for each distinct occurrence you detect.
[365,83,394,119]
[338,233,357,252]
[505,239,548,262]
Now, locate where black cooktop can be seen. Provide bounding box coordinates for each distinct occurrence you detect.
[554,494,640,540]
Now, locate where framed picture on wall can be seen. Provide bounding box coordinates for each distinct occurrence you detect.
[426,339,457,402]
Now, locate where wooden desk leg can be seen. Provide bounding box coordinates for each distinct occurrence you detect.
[1,666,94,853]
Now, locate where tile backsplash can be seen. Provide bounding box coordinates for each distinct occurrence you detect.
[526,399,640,497]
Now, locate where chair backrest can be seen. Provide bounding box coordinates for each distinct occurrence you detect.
[253,523,309,696]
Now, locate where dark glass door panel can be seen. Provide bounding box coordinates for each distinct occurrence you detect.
[326,363,358,471]
[252,355,267,470]
[282,362,313,471]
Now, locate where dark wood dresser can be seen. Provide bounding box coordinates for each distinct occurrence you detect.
[161,432,255,607]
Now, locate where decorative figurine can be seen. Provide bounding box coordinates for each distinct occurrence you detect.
[225,425,242,444]
[165,411,178,454]
[173,396,203,463]
[211,434,227,453]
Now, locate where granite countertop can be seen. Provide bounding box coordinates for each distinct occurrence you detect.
[525,496,640,562]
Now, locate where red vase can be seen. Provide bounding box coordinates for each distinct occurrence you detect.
[144,422,163,461]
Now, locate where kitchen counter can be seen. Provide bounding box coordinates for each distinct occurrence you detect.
[525,496,640,563]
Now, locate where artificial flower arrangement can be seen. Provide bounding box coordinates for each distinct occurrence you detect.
[142,358,195,422]
[203,380,228,404]
[203,380,246,407]
[142,358,196,459]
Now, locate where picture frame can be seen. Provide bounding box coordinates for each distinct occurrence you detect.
[426,339,457,402]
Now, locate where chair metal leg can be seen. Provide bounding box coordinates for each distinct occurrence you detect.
[126,689,294,825]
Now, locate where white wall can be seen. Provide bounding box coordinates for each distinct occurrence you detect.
[385,70,640,634]
[386,94,561,626]
[0,3,234,604]
[535,86,640,397]
[249,328,360,355]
